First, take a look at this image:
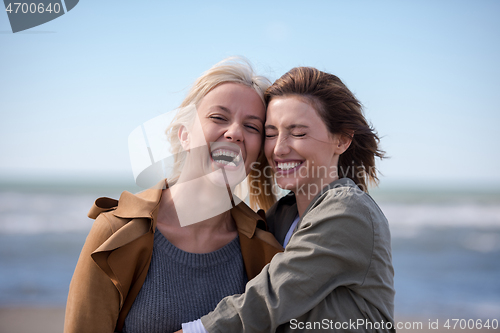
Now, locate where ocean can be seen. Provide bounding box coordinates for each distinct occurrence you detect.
[0,182,499,321]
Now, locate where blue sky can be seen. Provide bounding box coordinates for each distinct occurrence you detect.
[1,0,499,189]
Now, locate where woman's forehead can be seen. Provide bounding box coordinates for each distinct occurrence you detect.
[266,97,320,124]
[198,84,265,120]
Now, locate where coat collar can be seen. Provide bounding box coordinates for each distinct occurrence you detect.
[113,179,166,222]
[268,177,360,245]
[301,177,360,217]
[87,179,166,221]
[88,178,265,239]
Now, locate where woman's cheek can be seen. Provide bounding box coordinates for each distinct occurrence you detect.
[264,140,274,160]
[250,135,262,157]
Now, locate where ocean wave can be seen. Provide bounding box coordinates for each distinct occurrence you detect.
[2,191,500,234]
[380,203,500,228]
[0,192,98,234]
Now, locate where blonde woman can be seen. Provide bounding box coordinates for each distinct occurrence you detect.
[64,58,283,333]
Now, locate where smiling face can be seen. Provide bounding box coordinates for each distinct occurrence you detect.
[180,83,265,187]
[264,96,350,194]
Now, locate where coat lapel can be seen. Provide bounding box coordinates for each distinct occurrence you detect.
[87,185,163,308]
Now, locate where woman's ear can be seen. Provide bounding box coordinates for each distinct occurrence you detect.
[334,132,353,155]
[178,125,190,151]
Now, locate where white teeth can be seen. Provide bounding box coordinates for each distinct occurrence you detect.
[212,149,238,158]
[216,160,237,167]
[277,162,301,170]
[211,148,241,167]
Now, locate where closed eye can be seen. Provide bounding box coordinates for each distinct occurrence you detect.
[245,124,261,133]
[209,115,227,121]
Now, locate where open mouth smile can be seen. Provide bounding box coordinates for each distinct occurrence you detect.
[211,148,242,168]
[275,160,304,173]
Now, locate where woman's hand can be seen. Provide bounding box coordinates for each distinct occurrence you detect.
[174,330,183,333]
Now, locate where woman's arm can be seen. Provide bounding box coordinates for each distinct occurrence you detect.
[64,214,121,333]
[200,190,375,332]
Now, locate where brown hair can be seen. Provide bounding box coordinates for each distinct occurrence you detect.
[264,67,385,192]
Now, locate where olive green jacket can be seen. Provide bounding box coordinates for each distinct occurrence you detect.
[201,178,395,332]
[64,181,283,333]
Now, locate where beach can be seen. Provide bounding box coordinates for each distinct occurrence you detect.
[0,307,65,333]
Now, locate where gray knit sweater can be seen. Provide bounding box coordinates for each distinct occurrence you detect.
[122,229,247,333]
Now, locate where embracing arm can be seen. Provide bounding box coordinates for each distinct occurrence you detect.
[64,215,121,333]
[200,191,374,332]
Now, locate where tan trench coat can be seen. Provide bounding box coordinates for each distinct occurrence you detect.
[64,182,283,333]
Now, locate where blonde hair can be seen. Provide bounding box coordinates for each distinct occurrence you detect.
[165,57,275,210]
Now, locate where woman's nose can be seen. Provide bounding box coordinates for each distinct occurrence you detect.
[224,123,244,142]
[273,134,290,156]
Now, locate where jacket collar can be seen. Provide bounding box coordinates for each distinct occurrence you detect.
[271,178,359,238]
[113,186,163,220]
[89,178,264,238]
[301,177,360,217]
